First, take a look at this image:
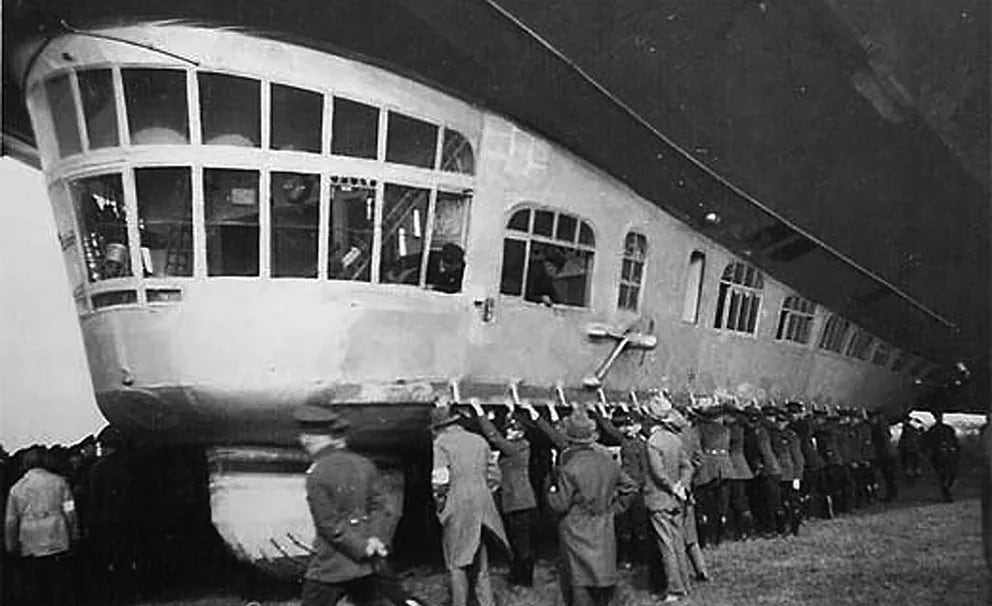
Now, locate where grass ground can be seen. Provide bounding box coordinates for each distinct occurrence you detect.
[147,475,989,606]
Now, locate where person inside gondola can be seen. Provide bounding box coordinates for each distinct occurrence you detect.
[426,243,466,294]
[524,247,565,306]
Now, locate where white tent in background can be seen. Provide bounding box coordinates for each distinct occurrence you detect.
[0,156,104,451]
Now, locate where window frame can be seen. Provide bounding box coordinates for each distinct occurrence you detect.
[775,294,816,345]
[713,261,764,335]
[818,314,852,353]
[499,204,597,308]
[616,231,647,312]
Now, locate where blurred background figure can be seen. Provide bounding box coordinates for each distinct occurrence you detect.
[924,411,961,502]
[899,417,924,482]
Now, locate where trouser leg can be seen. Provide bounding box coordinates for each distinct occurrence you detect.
[715,480,731,543]
[450,564,469,606]
[650,509,690,595]
[470,543,493,606]
[763,476,783,535]
[729,479,753,539]
[571,585,595,606]
[686,542,709,580]
[505,509,534,586]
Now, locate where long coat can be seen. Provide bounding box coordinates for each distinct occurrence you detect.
[477,414,537,513]
[727,421,754,480]
[644,426,693,512]
[791,418,824,472]
[304,446,387,584]
[433,425,509,569]
[697,419,735,483]
[547,445,637,587]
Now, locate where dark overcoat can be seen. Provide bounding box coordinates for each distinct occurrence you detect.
[433,425,509,569]
[478,414,537,513]
[304,446,387,584]
[547,445,637,587]
[697,419,735,483]
[727,420,754,480]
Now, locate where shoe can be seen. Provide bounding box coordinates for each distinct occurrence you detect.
[695,573,710,582]
[659,594,682,603]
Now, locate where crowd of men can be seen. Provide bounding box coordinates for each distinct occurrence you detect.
[296,392,964,606]
[0,395,964,606]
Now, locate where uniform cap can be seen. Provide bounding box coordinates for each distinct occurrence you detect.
[429,406,463,429]
[293,405,351,434]
[562,410,597,443]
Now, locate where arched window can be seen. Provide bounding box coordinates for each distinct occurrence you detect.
[500,207,595,307]
[871,342,892,366]
[775,295,816,344]
[617,232,646,311]
[713,261,763,334]
[818,314,851,353]
[440,128,475,174]
[681,251,705,323]
[845,329,874,360]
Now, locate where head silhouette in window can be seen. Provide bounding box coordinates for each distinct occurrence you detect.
[427,243,466,293]
[525,246,565,306]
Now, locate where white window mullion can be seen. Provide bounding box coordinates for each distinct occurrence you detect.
[260,169,271,278]
[371,181,384,283]
[68,71,90,152]
[420,188,438,287]
[121,166,145,303]
[322,93,332,156]
[111,67,130,147]
[187,69,202,146]
[261,80,271,150]
[317,173,330,280]
[191,164,206,277]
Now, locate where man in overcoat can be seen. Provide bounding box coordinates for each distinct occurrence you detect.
[547,407,637,606]
[295,405,420,606]
[431,403,509,606]
[643,395,694,602]
[924,411,960,502]
[470,399,538,587]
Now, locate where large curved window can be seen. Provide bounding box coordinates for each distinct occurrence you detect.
[70,174,130,281]
[122,68,189,145]
[204,168,260,276]
[845,329,874,360]
[134,167,193,277]
[775,295,816,344]
[714,261,763,334]
[271,172,320,278]
[380,184,431,284]
[199,73,260,147]
[270,84,322,153]
[46,74,82,157]
[617,232,646,311]
[78,69,119,150]
[818,314,851,353]
[500,207,595,307]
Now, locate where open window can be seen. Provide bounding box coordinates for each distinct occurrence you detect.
[681,251,705,323]
[818,314,851,353]
[845,329,874,360]
[500,207,595,307]
[327,176,376,282]
[714,261,763,334]
[69,174,130,281]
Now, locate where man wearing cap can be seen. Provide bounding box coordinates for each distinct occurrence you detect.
[431,403,508,606]
[814,406,845,517]
[547,407,638,606]
[723,403,755,540]
[5,446,78,606]
[87,426,137,605]
[294,405,400,606]
[692,398,734,547]
[924,410,960,502]
[899,416,924,482]
[869,411,898,502]
[643,393,694,602]
[787,402,826,519]
[469,399,537,588]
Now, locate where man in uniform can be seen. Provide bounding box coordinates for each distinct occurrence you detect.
[643,394,694,602]
[431,402,509,606]
[694,399,734,547]
[469,399,537,587]
[787,401,826,519]
[724,400,755,540]
[899,417,924,482]
[547,407,638,606]
[924,410,960,502]
[295,405,421,606]
[5,446,78,606]
[814,406,846,517]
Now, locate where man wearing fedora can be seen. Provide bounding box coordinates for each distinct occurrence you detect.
[294,405,414,606]
[431,401,508,606]
[547,407,637,606]
[643,392,694,602]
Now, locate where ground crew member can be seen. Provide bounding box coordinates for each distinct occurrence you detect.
[548,407,637,606]
[694,399,734,546]
[724,402,755,540]
[744,404,783,537]
[4,446,78,606]
[899,417,924,482]
[671,408,710,582]
[431,402,509,606]
[924,411,961,502]
[787,401,826,519]
[869,411,898,502]
[814,406,846,517]
[771,408,804,536]
[643,394,694,603]
[469,399,537,587]
[295,405,422,606]
[86,426,137,606]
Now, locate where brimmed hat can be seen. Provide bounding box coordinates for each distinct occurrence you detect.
[429,405,463,430]
[294,405,351,434]
[644,390,674,421]
[666,409,690,431]
[562,410,597,444]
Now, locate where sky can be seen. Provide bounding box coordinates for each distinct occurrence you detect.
[0,156,104,451]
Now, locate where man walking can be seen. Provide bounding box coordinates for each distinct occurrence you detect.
[431,401,509,606]
[924,411,960,502]
[547,407,637,606]
[295,405,422,606]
